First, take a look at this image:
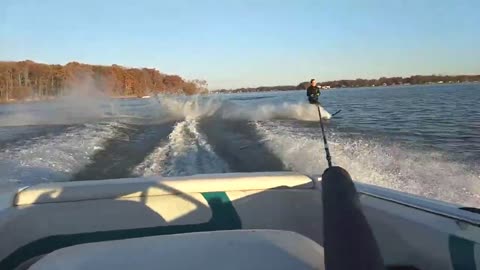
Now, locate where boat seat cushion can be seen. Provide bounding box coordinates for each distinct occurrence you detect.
[29,230,325,270]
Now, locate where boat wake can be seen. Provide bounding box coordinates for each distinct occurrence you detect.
[0,122,120,189]
[255,121,480,207]
[0,94,478,207]
[133,119,229,177]
[155,95,331,121]
[72,121,176,180]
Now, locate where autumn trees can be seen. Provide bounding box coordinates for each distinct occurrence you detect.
[0,60,206,102]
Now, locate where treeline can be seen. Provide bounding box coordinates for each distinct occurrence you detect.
[216,85,299,93]
[0,60,207,102]
[216,75,480,93]
[306,75,480,89]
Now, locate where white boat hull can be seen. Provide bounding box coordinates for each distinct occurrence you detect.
[0,172,478,269]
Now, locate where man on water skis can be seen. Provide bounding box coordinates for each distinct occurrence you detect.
[306,79,321,104]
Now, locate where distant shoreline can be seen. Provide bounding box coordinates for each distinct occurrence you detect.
[214,75,480,93]
[215,81,480,94]
[1,80,478,105]
[0,60,207,104]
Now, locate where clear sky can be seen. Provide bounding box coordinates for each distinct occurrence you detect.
[1,0,479,89]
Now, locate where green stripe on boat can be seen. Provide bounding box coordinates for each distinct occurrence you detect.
[449,235,477,270]
[0,192,242,270]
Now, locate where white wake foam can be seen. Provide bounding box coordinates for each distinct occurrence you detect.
[154,95,223,120]
[155,94,331,121]
[255,122,480,207]
[133,120,230,177]
[0,122,120,189]
[220,101,331,121]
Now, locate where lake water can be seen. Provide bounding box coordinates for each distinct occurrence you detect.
[0,83,479,206]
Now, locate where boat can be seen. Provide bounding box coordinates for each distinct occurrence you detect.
[0,168,479,269]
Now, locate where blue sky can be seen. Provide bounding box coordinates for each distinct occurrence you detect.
[1,0,479,89]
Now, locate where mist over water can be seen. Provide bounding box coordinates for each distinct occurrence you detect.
[0,83,479,207]
[0,76,114,127]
